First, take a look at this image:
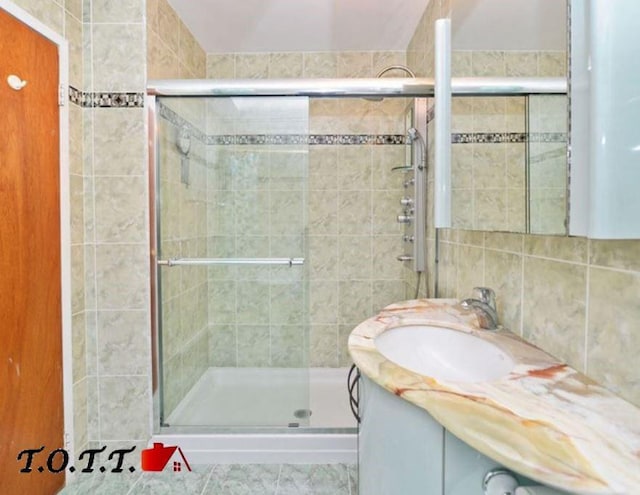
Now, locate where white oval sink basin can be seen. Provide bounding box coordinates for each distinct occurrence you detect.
[375,325,515,383]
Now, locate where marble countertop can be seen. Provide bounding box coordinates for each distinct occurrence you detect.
[348,299,640,495]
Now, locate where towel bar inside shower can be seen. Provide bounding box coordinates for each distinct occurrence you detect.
[157,257,305,267]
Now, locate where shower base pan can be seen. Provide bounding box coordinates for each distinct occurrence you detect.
[152,367,357,464]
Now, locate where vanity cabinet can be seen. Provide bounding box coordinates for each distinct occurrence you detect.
[358,375,514,495]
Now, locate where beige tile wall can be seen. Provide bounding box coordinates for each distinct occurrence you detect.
[147,0,206,79]
[206,51,410,367]
[449,50,567,233]
[205,98,309,371]
[81,0,151,455]
[438,232,640,406]
[408,0,640,408]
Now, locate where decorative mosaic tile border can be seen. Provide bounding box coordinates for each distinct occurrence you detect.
[204,133,406,146]
[155,101,565,146]
[68,86,145,108]
[158,100,406,145]
[452,132,527,144]
[452,132,566,144]
[157,103,206,142]
[309,134,405,145]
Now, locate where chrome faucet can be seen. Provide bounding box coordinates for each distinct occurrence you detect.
[461,287,499,330]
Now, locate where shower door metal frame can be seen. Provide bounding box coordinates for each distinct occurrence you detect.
[148,93,316,433]
[148,94,164,431]
[148,77,566,98]
[147,77,567,435]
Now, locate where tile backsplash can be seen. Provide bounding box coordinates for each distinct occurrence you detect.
[437,232,640,407]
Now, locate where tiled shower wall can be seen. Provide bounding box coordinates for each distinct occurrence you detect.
[409,1,640,408]
[206,51,411,369]
[449,50,567,233]
[205,98,310,372]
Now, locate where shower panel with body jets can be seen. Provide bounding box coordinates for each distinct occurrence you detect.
[396,99,428,291]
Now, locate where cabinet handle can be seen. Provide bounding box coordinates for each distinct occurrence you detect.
[347,364,361,424]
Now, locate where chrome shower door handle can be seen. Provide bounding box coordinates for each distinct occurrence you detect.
[157,257,305,267]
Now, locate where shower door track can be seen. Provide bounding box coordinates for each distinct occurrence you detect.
[147,76,566,98]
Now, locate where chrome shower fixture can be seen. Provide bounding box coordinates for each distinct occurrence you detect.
[375,65,416,78]
[406,127,426,171]
[396,99,428,276]
[364,65,417,102]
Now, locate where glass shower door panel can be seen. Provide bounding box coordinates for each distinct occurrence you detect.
[156,96,310,428]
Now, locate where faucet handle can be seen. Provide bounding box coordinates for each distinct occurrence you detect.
[471,287,496,310]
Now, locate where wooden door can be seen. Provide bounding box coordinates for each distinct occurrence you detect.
[0,7,64,494]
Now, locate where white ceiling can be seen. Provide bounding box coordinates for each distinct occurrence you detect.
[167,0,430,54]
[167,0,567,55]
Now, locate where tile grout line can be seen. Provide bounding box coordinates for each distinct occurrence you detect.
[583,240,591,374]
[275,463,283,494]
[88,18,103,448]
[125,470,144,495]
[198,464,217,495]
[519,234,526,337]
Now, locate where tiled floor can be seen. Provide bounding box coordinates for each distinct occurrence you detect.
[58,464,358,495]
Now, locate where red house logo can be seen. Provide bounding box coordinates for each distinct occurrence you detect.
[141,443,192,472]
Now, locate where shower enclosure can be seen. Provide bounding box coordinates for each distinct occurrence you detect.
[148,77,566,463]
[148,79,428,463]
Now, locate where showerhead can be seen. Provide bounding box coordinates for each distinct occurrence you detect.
[375,65,417,78]
[363,65,416,102]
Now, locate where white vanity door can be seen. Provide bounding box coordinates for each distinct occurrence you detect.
[358,375,444,495]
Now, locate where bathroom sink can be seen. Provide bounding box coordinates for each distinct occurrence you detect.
[375,325,515,383]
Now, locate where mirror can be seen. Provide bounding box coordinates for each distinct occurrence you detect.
[449,0,568,235]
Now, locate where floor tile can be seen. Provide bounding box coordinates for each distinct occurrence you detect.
[58,463,358,495]
[202,464,280,495]
[277,464,350,495]
[128,464,213,494]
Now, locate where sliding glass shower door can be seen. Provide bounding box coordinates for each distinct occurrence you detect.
[153,95,310,428]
